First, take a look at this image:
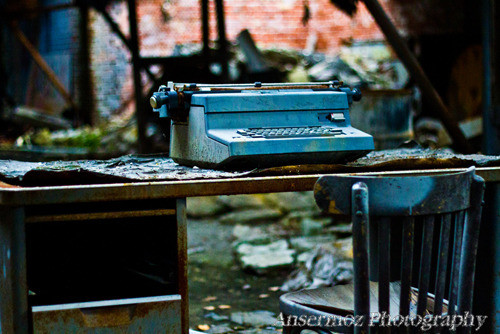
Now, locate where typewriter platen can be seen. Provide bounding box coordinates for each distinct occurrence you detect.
[151,81,374,170]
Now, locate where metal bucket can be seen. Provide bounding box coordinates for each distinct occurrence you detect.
[350,89,414,150]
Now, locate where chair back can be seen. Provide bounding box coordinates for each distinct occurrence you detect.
[314,167,485,334]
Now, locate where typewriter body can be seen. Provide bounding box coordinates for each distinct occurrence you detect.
[151,82,374,169]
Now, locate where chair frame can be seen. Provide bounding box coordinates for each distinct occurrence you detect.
[280,167,485,334]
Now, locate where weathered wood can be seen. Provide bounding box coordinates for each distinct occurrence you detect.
[457,175,485,334]
[416,216,434,317]
[377,217,391,334]
[314,167,475,216]
[399,217,414,317]
[433,213,452,322]
[352,182,370,334]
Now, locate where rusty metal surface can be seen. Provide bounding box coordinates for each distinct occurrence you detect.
[25,208,176,223]
[0,167,498,207]
[32,295,182,333]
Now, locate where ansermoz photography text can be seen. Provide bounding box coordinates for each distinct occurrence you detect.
[276,312,487,332]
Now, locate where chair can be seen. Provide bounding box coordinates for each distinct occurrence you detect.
[279,167,485,334]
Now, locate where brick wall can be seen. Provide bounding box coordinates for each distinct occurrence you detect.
[90,0,403,119]
[90,3,132,120]
[138,0,402,56]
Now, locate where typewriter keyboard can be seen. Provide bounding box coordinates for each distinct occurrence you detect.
[236,126,344,139]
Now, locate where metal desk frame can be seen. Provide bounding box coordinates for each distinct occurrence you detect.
[1,167,499,333]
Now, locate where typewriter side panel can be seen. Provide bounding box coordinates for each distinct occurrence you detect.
[170,106,230,168]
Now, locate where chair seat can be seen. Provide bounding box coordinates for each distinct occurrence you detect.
[281,281,448,318]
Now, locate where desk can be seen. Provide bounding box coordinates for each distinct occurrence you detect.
[1,166,500,333]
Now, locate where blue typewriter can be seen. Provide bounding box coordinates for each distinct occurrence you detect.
[150,81,374,169]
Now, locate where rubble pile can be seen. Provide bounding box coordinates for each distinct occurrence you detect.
[187,192,355,333]
[188,193,353,284]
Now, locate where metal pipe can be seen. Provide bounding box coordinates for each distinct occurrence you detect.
[362,0,474,153]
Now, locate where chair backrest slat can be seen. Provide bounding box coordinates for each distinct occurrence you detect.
[457,175,485,334]
[417,216,435,317]
[448,210,465,316]
[352,182,370,334]
[433,213,452,321]
[399,216,415,317]
[378,218,391,316]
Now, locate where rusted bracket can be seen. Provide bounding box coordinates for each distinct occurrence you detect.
[8,21,77,110]
[362,0,474,153]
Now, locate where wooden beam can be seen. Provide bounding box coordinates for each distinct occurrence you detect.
[362,0,474,153]
[8,21,76,110]
[78,3,94,125]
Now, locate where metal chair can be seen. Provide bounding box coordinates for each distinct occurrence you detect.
[279,167,485,334]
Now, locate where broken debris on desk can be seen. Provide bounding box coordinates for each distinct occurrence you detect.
[251,148,500,176]
[0,154,252,186]
[0,148,500,187]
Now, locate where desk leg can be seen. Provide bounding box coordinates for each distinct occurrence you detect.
[176,198,188,334]
[0,207,29,334]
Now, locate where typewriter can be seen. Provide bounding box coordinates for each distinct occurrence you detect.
[150,81,374,169]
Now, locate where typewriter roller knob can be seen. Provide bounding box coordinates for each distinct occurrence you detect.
[352,88,362,102]
[150,85,169,109]
[150,95,168,109]
[150,96,159,109]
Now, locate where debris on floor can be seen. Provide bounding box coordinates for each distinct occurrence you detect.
[281,240,354,292]
[188,192,356,333]
[230,311,277,327]
[219,208,283,225]
[187,197,227,218]
[235,240,296,274]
